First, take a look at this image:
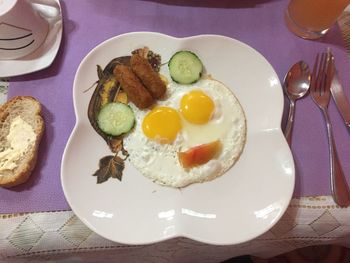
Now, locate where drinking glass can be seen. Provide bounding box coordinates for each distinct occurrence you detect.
[285,0,350,39]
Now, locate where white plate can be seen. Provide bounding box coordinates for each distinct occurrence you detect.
[61,32,295,245]
[0,0,62,78]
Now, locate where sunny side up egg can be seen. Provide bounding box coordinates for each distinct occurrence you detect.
[123,78,247,188]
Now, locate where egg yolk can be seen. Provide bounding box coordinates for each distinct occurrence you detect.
[142,106,182,144]
[180,90,214,124]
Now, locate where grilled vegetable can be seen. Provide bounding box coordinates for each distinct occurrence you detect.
[99,77,118,107]
[87,56,130,153]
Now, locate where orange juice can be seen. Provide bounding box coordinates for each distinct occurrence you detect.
[285,0,350,39]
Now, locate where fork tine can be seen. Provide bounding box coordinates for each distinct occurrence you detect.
[325,50,335,92]
[311,53,319,93]
[316,52,327,95]
[315,53,325,96]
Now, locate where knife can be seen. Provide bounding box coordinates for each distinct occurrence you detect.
[330,66,350,132]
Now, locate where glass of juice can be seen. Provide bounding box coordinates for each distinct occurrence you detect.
[285,0,350,39]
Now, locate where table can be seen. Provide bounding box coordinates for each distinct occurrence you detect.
[1,1,350,262]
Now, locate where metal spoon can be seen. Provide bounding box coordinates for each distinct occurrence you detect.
[283,61,311,145]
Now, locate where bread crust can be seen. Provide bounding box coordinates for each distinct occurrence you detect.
[0,96,44,188]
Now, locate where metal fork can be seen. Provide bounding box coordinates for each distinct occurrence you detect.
[310,50,350,207]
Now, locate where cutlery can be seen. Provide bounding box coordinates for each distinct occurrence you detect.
[331,67,350,133]
[283,61,311,145]
[310,50,350,207]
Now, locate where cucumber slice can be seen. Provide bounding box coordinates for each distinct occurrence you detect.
[168,51,203,84]
[97,102,135,136]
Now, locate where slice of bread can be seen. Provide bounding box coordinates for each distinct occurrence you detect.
[0,96,44,188]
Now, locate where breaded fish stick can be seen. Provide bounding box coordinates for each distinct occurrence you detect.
[130,54,166,99]
[114,65,154,109]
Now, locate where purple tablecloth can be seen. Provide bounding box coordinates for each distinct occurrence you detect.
[2,0,350,213]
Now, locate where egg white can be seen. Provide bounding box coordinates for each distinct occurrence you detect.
[123,78,247,188]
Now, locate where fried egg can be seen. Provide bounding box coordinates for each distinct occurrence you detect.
[123,78,247,188]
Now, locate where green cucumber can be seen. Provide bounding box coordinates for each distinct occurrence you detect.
[168,51,203,84]
[97,102,135,136]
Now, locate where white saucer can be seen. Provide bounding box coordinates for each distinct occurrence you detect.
[0,0,62,78]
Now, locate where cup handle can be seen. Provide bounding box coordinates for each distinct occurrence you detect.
[30,0,61,18]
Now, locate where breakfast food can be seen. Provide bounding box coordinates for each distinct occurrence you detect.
[0,96,44,188]
[88,49,163,183]
[130,53,166,99]
[88,56,134,154]
[123,78,246,188]
[88,47,247,187]
[97,102,135,136]
[168,51,203,84]
[114,64,154,109]
[178,140,222,169]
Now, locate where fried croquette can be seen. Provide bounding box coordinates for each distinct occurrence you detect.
[114,65,154,109]
[130,54,166,99]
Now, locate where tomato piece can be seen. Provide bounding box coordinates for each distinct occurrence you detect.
[178,140,222,168]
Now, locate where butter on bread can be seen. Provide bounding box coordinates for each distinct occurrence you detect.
[0,96,44,188]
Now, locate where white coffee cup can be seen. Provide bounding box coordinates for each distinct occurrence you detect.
[0,0,60,60]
